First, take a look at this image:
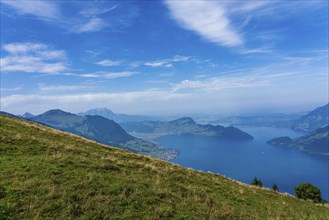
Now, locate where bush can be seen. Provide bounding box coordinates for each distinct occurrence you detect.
[294,183,322,203]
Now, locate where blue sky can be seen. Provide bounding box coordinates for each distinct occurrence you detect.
[1,0,328,115]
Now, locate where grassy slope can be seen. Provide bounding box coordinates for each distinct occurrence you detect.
[0,115,328,220]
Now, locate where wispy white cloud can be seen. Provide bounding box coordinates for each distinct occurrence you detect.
[76,17,105,33]
[1,1,128,33]
[95,59,122,67]
[171,77,268,92]
[145,61,172,68]
[283,56,321,63]
[1,0,61,21]
[1,42,68,74]
[239,47,273,55]
[38,84,94,92]
[67,71,138,79]
[3,43,46,54]
[170,55,190,62]
[0,87,23,92]
[227,1,271,14]
[80,5,118,17]
[165,1,243,47]
[144,55,190,68]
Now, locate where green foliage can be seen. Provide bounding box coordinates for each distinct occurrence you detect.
[272,183,279,192]
[1,115,329,219]
[294,183,322,203]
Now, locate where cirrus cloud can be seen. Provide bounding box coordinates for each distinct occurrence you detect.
[165,0,243,47]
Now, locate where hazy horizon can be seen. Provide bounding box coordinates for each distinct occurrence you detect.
[2,102,326,118]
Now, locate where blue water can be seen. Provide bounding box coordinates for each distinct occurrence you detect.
[158,126,329,201]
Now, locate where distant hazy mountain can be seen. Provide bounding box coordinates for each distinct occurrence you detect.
[206,113,303,127]
[78,108,152,122]
[290,103,328,132]
[0,111,18,118]
[20,112,35,119]
[120,117,254,140]
[30,109,177,160]
[268,125,329,155]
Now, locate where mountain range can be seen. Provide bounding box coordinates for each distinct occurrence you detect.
[78,108,153,122]
[29,109,177,160]
[120,117,254,140]
[267,125,329,155]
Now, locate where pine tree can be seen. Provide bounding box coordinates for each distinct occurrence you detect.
[251,177,259,186]
[272,183,279,192]
[251,177,263,187]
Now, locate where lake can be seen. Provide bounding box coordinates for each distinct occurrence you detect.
[158,126,329,201]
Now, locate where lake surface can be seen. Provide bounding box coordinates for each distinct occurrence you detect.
[158,126,329,201]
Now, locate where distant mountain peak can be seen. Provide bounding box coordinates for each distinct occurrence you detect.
[42,109,75,116]
[79,108,152,122]
[168,117,196,125]
[21,112,35,119]
[90,107,114,113]
[79,108,115,118]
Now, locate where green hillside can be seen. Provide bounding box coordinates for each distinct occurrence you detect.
[1,115,328,219]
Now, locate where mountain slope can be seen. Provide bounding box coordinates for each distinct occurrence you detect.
[121,117,254,140]
[291,103,329,132]
[268,125,329,155]
[32,109,133,145]
[1,115,328,219]
[30,110,176,160]
[79,108,152,122]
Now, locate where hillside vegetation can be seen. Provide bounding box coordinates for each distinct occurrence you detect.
[1,115,328,219]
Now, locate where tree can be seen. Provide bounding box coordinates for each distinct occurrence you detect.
[272,183,279,192]
[251,177,263,187]
[294,183,322,203]
[251,177,259,186]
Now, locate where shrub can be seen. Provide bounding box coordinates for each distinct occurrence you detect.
[294,183,322,203]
